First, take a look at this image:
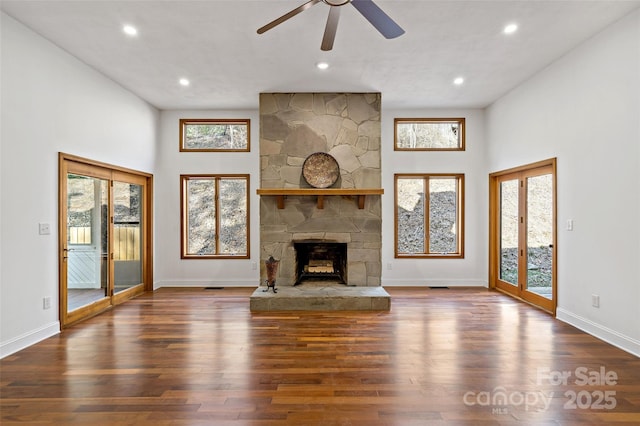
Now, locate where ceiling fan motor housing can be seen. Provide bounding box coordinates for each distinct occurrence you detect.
[323,0,351,6]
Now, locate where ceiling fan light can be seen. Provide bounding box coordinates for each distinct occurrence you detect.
[316,62,330,70]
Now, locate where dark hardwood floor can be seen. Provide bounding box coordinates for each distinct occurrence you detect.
[1,287,639,425]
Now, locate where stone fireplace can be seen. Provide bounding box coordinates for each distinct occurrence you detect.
[258,93,382,287]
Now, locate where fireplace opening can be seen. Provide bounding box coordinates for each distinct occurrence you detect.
[294,241,347,285]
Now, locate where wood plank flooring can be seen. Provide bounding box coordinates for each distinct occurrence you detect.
[2,287,639,425]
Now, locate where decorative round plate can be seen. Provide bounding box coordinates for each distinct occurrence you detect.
[302,152,340,188]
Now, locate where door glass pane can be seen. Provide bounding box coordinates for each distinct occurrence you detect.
[397,178,425,254]
[218,178,247,255]
[66,173,109,311]
[429,177,457,253]
[500,179,519,286]
[113,181,143,293]
[526,174,553,299]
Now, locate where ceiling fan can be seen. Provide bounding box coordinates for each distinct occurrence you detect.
[257,0,405,51]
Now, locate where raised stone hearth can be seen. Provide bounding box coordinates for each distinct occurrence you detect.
[250,283,390,311]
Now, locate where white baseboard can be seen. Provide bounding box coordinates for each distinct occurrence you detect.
[154,279,258,290]
[382,278,488,287]
[1,321,60,359]
[556,308,640,358]
[155,279,488,289]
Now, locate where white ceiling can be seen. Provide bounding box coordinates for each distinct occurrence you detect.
[2,0,639,110]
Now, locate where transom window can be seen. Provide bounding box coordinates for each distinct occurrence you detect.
[180,174,249,259]
[395,174,465,258]
[394,118,465,151]
[180,119,250,152]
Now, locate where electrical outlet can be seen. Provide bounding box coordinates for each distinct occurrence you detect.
[251,262,257,270]
[387,263,392,270]
[43,297,51,310]
[566,219,574,231]
[39,223,51,235]
[592,294,600,308]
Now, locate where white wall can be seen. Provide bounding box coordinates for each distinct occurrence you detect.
[154,110,261,288]
[153,108,489,290]
[381,108,488,287]
[486,10,640,356]
[0,13,159,357]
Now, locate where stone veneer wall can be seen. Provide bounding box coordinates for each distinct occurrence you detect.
[259,93,382,287]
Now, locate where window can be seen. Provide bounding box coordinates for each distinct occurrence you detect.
[180,174,249,259]
[67,173,100,245]
[180,119,250,152]
[395,174,464,258]
[394,118,465,151]
[113,181,142,261]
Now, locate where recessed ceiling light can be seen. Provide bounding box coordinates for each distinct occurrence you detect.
[453,77,464,85]
[179,78,190,86]
[503,23,518,34]
[316,62,329,70]
[123,25,138,36]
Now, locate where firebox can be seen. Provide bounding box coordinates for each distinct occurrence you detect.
[294,241,347,285]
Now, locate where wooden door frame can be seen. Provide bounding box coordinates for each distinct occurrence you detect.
[489,158,557,315]
[58,153,154,327]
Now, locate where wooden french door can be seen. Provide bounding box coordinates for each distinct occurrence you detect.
[59,153,153,327]
[489,159,557,314]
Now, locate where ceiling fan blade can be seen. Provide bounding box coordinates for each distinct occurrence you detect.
[350,0,405,39]
[321,6,341,51]
[257,0,321,34]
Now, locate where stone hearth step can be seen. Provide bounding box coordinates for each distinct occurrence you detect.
[250,283,390,312]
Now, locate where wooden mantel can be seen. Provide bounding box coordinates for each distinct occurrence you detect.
[257,188,384,209]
